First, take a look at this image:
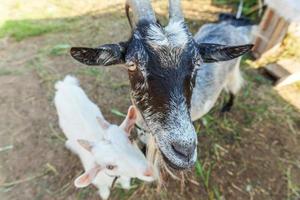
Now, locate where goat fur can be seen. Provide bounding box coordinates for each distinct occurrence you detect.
[54,76,153,199]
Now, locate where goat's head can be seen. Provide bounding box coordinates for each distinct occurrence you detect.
[70,0,253,169]
[74,106,154,188]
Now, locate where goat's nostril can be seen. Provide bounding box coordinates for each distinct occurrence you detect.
[172,144,188,157]
[171,141,196,160]
[143,167,153,177]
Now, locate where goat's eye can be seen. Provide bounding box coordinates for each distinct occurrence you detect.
[126,61,137,71]
[106,165,117,170]
[194,58,202,66]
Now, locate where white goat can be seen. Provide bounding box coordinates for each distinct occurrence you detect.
[54,76,154,199]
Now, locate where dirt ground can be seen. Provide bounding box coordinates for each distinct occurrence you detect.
[0,0,300,200]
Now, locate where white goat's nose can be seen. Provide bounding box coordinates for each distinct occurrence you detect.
[143,166,153,177]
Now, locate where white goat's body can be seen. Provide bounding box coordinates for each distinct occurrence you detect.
[55,76,105,146]
[54,76,130,199]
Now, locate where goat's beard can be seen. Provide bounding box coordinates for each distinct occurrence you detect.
[146,134,187,185]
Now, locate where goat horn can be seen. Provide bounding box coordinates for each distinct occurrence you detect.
[168,0,184,23]
[126,0,156,26]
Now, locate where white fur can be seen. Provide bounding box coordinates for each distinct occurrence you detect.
[54,76,154,199]
[147,21,188,48]
[164,21,188,47]
[147,24,169,47]
[225,57,244,95]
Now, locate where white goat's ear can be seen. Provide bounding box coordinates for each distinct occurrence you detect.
[74,165,102,188]
[120,106,137,135]
[77,139,94,152]
[96,116,110,130]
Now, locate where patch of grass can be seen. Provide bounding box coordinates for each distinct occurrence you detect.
[49,123,66,144]
[195,160,222,200]
[212,0,262,20]
[213,143,228,161]
[27,57,59,99]
[286,166,300,200]
[75,67,103,79]
[213,186,222,200]
[195,160,212,189]
[0,164,56,188]
[242,61,272,86]
[0,19,66,41]
[111,81,129,89]
[281,34,300,61]
[213,0,230,5]
[111,108,126,118]
[0,68,23,76]
[113,187,138,200]
[50,44,71,56]
[111,179,141,200]
[199,108,242,144]
[200,113,217,135]
[76,187,95,200]
[0,144,13,152]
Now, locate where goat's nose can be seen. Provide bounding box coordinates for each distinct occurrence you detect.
[143,166,153,177]
[171,141,196,160]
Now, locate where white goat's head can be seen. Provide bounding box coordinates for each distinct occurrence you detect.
[70,0,253,170]
[74,106,154,188]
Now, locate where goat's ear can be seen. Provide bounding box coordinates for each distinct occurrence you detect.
[74,165,102,188]
[198,43,253,63]
[77,139,95,152]
[70,42,127,66]
[96,116,110,130]
[120,106,137,135]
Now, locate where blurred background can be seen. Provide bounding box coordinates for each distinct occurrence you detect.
[0,0,299,199]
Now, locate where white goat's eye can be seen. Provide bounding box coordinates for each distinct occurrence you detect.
[126,61,137,71]
[106,165,117,170]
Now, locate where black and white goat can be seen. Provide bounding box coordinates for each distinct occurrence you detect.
[70,0,253,170]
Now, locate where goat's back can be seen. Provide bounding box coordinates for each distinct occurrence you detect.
[194,22,252,45]
[54,76,105,142]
